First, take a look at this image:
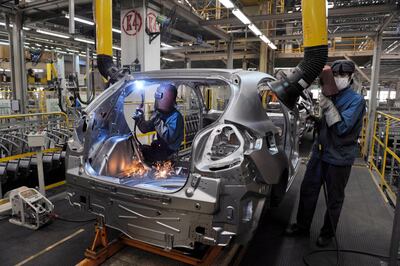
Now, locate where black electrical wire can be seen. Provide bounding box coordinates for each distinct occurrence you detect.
[303,249,400,266]
[57,84,67,114]
[302,167,400,266]
[0,215,10,221]
[52,214,96,223]
[321,178,340,266]
[303,120,399,266]
[72,73,95,105]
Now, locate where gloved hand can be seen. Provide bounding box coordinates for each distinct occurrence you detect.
[319,94,342,127]
[132,108,144,122]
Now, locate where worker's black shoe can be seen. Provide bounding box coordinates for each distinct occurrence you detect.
[316,235,333,247]
[284,223,310,237]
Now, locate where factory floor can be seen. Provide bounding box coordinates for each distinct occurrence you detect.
[0,134,396,266]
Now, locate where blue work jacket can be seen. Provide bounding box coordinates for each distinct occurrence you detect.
[314,87,366,166]
[137,108,184,152]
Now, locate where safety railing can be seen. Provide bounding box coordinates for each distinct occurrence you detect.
[360,115,368,158]
[369,111,400,202]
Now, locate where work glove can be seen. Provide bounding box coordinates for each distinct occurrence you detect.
[319,94,342,127]
[151,111,170,140]
[132,108,144,122]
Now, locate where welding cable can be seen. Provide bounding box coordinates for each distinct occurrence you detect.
[0,215,10,221]
[302,169,400,265]
[57,84,67,114]
[321,176,340,266]
[303,249,400,266]
[72,74,95,105]
[51,213,96,223]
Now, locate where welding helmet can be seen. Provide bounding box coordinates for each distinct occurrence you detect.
[154,83,177,113]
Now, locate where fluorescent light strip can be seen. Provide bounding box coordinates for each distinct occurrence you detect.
[0,41,9,46]
[67,48,79,53]
[232,9,251,25]
[0,22,29,30]
[248,24,262,37]
[219,0,234,9]
[65,14,120,34]
[260,35,277,50]
[112,46,121,51]
[161,57,174,62]
[74,37,95,44]
[65,14,94,26]
[36,29,70,39]
[161,42,173,48]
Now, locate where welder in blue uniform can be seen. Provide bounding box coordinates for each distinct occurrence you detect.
[285,60,366,247]
[133,83,184,163]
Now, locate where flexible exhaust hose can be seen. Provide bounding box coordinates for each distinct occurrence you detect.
[97,54,120,81]
[270,0,328,109]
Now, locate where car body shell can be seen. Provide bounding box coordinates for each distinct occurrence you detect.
[65,69,301,250]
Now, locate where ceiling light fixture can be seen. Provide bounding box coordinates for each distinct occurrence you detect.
[161,57,174,62]
[65,14,94,26]
[219,0,234,9]
[36,29,70,39]
[232,9,251,25]
[161,42,173,48]
[112,28,121,34]
[112,46,121,51]
[67,48,79,53]
[0,22,29,30]
[74,37,95,44]
[260,35,277,50]
[248,24,262,36]
[0,41,9,46]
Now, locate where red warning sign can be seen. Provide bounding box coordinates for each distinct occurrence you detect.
[146,12,160,33]
[122,10,142,36]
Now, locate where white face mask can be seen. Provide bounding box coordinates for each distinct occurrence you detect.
[334,76,351,90]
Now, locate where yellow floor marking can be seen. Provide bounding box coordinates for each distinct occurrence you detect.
[45,180,66,190]
[15,228,85,266]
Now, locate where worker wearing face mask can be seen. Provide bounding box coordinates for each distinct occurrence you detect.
[285,60,366,247]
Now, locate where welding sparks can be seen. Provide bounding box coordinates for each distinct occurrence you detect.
[119,159,176,180]
[154,161,174,179]
[120,160,148,177]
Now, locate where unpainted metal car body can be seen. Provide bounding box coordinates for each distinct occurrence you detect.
[66,69,302,250]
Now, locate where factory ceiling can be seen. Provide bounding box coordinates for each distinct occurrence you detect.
[0,0,398,78]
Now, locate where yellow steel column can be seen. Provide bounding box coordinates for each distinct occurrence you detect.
[95,0,113,57]
[301,0,328,47]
